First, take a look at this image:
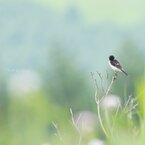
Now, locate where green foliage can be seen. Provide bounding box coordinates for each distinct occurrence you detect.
[45,47,93,111]
[136,73,145,120]
[105,73,145,145]
[0,90,69,145]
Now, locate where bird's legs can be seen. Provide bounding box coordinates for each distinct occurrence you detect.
[114,71,118,80]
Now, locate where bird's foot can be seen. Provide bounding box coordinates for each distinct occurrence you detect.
[114,72,118,80]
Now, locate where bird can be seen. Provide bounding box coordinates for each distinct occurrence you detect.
[109,55,128,76]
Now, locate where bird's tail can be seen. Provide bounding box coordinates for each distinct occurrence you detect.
[121,69,128,76]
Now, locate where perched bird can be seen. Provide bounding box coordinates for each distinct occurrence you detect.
[109,55,128,76]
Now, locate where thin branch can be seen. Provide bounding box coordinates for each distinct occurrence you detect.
[100,73,117,102]
[111,104,121,133]
[96,71,106,94]
[52,122,66,145]
[106,70,109,80]
[90,72,98,88]
[70,108,82,145]
[123,95,132,112]
[75,114,82,126]
[104,73,117,97]
[91,72,117,138]
[91,72,110,138]
[91,72,99,102]
[128,103,138,113]
[96,97,110,138]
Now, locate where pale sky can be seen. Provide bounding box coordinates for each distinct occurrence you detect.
[36,0,145,26]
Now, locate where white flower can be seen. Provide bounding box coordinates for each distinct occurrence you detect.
[88,139,104,145]
[42,143,51,145]
[7,70,42,97]
[73,111,97,133]
[101,95,121,110]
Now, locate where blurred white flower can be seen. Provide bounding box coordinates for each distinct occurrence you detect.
[42,143,51,145]
[7,70,42,97]
[101,95,121,110]
[88,139,104,145]
[73,111,97,133]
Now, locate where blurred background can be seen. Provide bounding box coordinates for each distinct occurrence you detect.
[0,0,145,145]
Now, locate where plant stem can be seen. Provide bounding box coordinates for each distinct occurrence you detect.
[96,100,110,138]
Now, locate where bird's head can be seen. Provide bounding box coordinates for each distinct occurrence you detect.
[109,55,115,61]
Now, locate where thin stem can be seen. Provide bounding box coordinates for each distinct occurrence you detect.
[96,71,106,93]
[92,72,117,138]
[111,104,121,133]
[52,122,66,145]
[70,108,82,145]
[91,72,99,102]
[128,103,138,113]
[100,73,117,102]
[105,73,117,97]
[123,95,132,112]
[96,99,110,138]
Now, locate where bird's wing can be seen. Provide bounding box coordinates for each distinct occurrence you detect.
[111,59,122,69]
